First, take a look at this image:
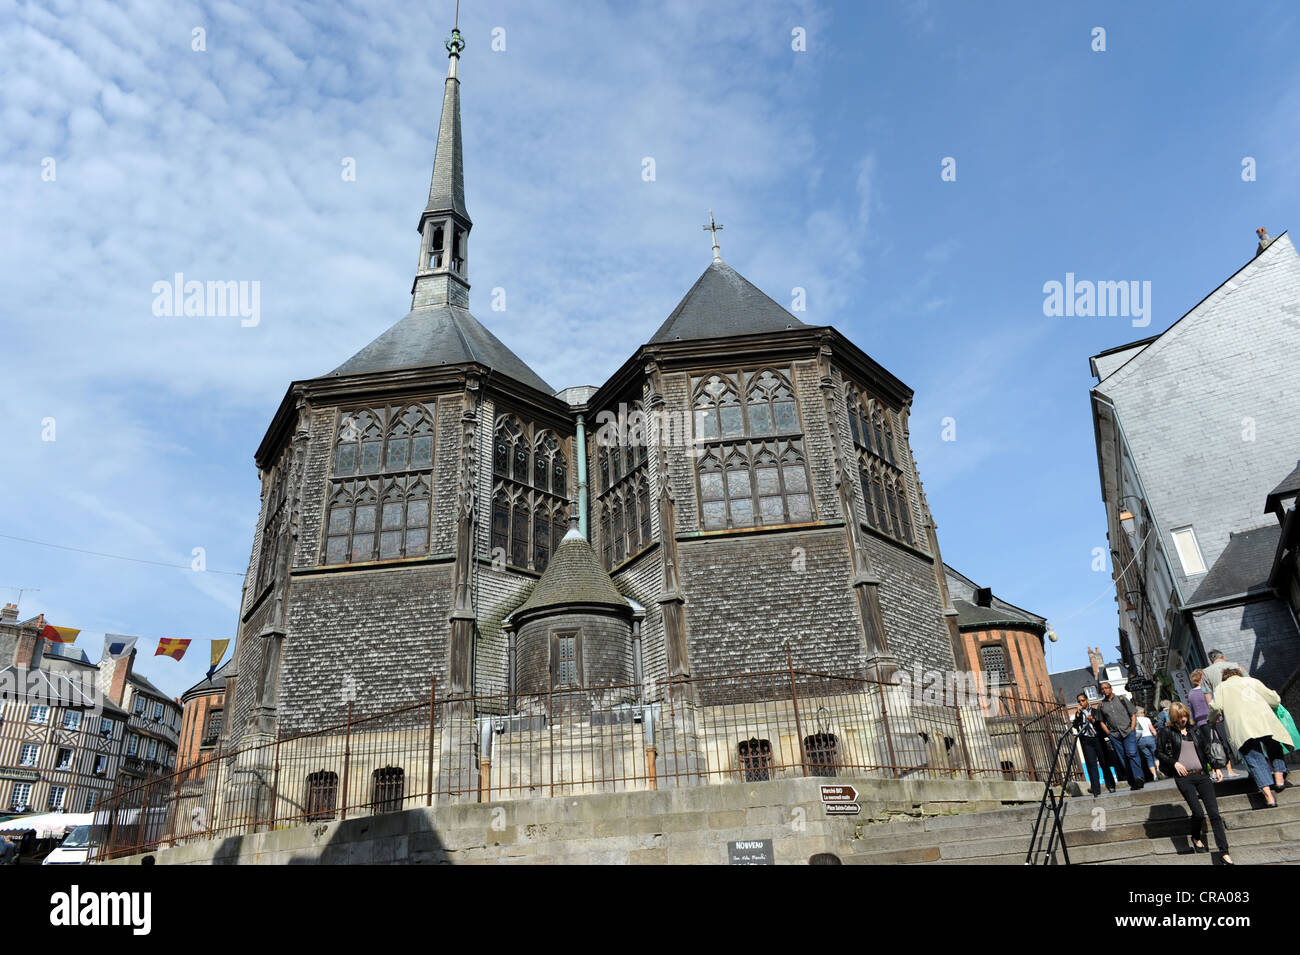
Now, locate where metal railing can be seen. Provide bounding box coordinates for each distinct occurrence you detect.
[90,662,1069,860]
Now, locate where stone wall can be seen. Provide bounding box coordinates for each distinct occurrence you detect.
[105,774,1045,866]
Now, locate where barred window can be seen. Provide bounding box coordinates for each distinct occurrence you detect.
[803,732,839,777]
[324,405,435,565]
[980,645,1009,687]
[491,414,569,573]
[371,767,404,814]
[305,771,338,821]
[738,737,773,782]
[692,368,811,531]
[847,385,916,546]
[204,710,223,743]
[553,631,580,687]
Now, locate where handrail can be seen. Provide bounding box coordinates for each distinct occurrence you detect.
[1024,724,1081,864]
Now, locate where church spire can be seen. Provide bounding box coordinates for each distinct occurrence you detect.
[412,25,472,309]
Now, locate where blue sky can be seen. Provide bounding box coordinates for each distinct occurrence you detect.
[3,0,1298,697]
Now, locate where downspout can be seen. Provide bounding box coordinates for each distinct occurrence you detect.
[576,413,589,538]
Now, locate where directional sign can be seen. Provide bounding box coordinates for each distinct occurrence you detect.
[819,784,858,803]
[825,802,861,816]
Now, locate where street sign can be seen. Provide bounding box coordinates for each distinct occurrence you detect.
[819,784,858,803]
[825,802,861,816]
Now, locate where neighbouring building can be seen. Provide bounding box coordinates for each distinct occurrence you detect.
[1089,230,1300,702]
[177,662,227,781]
[96,649,182,785]
[943,564,1054,703]
[0,604,128,815]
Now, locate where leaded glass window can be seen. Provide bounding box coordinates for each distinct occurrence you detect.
[594,399,654,570]
[323,405,435,565]
[691,368,812,531]
[491,414,569,573]
[847,384,917,546]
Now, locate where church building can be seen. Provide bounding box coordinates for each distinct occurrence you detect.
[222,28,969,753]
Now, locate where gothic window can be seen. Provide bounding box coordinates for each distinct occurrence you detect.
[371,767,404,814]
[594,399,653,570]
[491,415,569,573]
[803,733,839,777]
[691,368,812,531]
[324,405,435,565]
[305,771,338,822]
[847,384,916,546]
[256,454,289,594]
[738,737,773,782]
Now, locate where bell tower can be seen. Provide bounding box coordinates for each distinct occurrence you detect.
[412,27,472,309]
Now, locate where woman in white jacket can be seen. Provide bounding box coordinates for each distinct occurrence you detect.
[1210,669,1292,808]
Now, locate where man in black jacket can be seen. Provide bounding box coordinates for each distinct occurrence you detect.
[1073,693,1116,796]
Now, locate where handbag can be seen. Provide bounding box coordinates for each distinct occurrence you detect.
[1203,729,1228,770]
[1275,704,1299,755]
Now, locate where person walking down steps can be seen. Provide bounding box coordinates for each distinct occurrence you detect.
[1098,682,1145,790]
[1157,702,1232,865]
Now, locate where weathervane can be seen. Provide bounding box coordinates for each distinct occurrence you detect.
[703,209,723,262]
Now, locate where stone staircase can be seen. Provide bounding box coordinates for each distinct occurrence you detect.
[849,775,1300,865]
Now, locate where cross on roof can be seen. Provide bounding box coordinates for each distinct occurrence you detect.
[702,209,723,262]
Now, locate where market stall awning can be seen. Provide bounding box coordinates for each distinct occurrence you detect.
[0,812,92,838]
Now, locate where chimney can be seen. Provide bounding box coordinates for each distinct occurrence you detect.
[1088,646,1105,679]
[1,603,17,622]
[1257,227,1275,256]
[108,649,135,707]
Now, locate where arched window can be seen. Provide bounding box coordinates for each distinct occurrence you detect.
[738,737,773,782]
[847,385,917,548]
[492,416,569,571]
[305,771,338,821]
[324,406,435,565]
[803,733,838,778]
[693,373,742,441]
[371,767,404,814]
[637,474,652,543]
[746,368,798,436]
[594,399,654,569]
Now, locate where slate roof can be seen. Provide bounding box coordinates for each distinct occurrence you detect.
[1266,460,1300,514]
[514,528,628,617]
[1188,523,1281,605]
[649,260,808,344]
[0,663,127,715]
[424,59,469,222]
[127,670,170,700]
[181,660,229,700]
[325,305,553,394]
[1050,666,1100,702]
[943,564,1046,632]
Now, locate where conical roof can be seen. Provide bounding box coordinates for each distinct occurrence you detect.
[649,260,808,344]
[326,304,553,392]
[514,527,628,617]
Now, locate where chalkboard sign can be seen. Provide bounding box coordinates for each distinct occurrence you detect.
[728,839,774,865]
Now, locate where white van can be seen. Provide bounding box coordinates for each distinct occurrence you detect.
[42,825,94,865]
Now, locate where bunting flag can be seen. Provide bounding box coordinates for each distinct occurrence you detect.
[39,624,80,644]
[207,639,231,679]
[103,635,139,659]
[155,638,191,661]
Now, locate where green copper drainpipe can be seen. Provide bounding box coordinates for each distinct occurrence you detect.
[576,413,589,538]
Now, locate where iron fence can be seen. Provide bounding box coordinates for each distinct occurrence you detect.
[90,661,1070,860]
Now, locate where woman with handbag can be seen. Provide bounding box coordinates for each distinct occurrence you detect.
[1157,701,1231,864]
[1211,669,1293,807]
